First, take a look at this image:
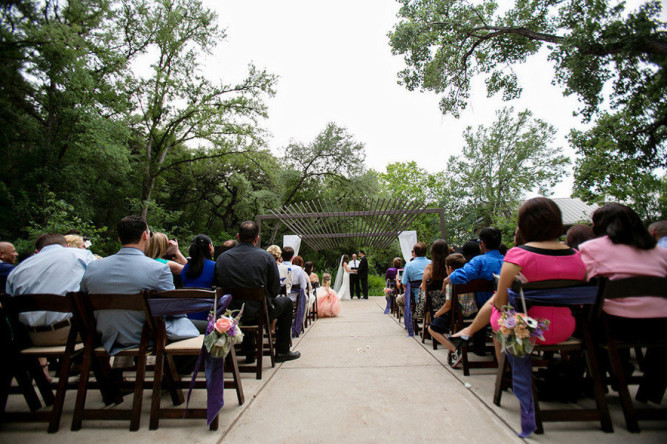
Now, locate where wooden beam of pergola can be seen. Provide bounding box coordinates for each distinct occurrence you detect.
[256,198,446,251]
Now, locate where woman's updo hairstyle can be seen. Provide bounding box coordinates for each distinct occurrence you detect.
[186,234,213,279]
[517,197,563,242]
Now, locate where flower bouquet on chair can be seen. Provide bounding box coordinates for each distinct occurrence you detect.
[204,306,244,359]
[495,306,549,357]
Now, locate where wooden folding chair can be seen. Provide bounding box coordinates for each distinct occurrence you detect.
[596,276,667,433]
[310,282,319,322]
[493,279,613,434]
[224,287,274,380]
[449,279,497,376]
[420,278,444,345]
[70,292,153,431]
[0,293,83,433]
[145,288,244,431]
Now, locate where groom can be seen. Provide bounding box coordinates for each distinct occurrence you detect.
[358,250,368,299]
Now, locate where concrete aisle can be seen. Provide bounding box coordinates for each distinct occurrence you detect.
[222,298,520,443]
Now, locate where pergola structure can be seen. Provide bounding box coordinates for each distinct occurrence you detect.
[256,198,446,251]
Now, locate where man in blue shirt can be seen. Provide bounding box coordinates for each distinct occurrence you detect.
[6,233,96,346]
[397,242,431,313]
[443,227,503,307]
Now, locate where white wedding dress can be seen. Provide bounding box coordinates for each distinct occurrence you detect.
[333,256,352,301]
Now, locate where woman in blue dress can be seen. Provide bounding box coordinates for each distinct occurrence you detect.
[181,234,216,321]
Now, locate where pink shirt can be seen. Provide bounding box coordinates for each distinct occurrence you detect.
[580,236,667,318]
[503,245,587,282]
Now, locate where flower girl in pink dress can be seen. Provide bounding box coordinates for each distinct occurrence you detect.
[316,273,341,317]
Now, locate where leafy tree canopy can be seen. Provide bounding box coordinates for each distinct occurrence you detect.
[443,107,569,242]
[389,0,667,172]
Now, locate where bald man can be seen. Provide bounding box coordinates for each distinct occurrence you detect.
[0,241,18,292]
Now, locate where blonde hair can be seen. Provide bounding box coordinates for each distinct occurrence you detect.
[65,234,85,249]
[322,273,332,286]
[147,232,169,259]
[266,245,282,261]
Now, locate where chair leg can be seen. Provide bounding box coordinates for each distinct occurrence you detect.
[227,347,245,405]
[607,341,640,432]
[149,337,165,430]
[583,326,613,433]
[48,332,77,433]
[462,345,471,377]
[29,357,55,406]
[256,329,263,380]
[71,334,95,431]
[493,351,508,406]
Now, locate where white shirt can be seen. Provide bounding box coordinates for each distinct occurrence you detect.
[349,260,359,269]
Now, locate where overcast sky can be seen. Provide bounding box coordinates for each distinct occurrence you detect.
[202,0,665,198]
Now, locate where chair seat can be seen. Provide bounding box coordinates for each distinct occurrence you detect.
[21,343,84,356]
[165,334,204,352]
[535,337,582,352]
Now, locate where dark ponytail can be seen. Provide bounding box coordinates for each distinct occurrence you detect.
[186,234,213,279]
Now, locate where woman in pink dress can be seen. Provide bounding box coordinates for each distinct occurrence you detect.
[316,273,341,317]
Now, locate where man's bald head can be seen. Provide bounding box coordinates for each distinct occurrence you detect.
[0,242,18,264]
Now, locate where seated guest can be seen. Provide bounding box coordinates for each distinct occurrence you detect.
[292,255,314,314]
[215,221,299,363]
[65,234,86,249]
[648,220,667,249]
[397,242,431,314]
[461,239,482,262]
[385,257,402,284]
[278,247,308,302]
[565,224,595,250]
[443,228,503,308]
[1,241,18,292]
[427,253,476,338]
[580,203,667,404]
[6,233,95,345]
[147,232,188,275]
[304,261,319,286]
[180,234,216,324]
[415,239,449,321]
[80,216,198,354]
[181,234,215,289]
[440,198,585,367]
[266,245,282,263]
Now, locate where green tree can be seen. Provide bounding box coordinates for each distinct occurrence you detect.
[571,112,666,220]
[0,0,133,238]
[389,0,667,178]
[120,0,276,217]
[279,122,366,206]
[443,107,569,242]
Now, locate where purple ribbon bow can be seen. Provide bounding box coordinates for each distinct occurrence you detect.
[404,281,414,337]
[291,288,306,338]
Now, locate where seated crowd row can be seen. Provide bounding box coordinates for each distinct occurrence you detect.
[386,199,667,406]
[1,218,308,365]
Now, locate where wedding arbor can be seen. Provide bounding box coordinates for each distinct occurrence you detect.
[256,198,446,251]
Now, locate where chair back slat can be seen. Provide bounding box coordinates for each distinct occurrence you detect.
[83,293,147,311]
[1,293,74,313]
[452,278,495,295]
[599,276,667,300]
[223,287,266,301]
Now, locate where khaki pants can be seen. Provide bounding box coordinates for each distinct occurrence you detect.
[28,325,72,347]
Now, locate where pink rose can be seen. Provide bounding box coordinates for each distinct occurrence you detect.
[214,317,233,333]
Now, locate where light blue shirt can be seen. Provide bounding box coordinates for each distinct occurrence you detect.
[658,237,667,249]
[6,244,95,326]
[402,256,431,297]
[80,247,198,354]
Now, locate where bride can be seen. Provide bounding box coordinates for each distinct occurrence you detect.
[333,254,352,301]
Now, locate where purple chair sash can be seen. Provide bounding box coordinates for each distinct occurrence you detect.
[148,293,232,426]
[404,282,414,337]
[384,280,392,314]
[291,288,306,338]
[505,285,596,437]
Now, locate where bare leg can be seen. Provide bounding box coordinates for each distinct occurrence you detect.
[428,326,457,352]
[451,296,494,338]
